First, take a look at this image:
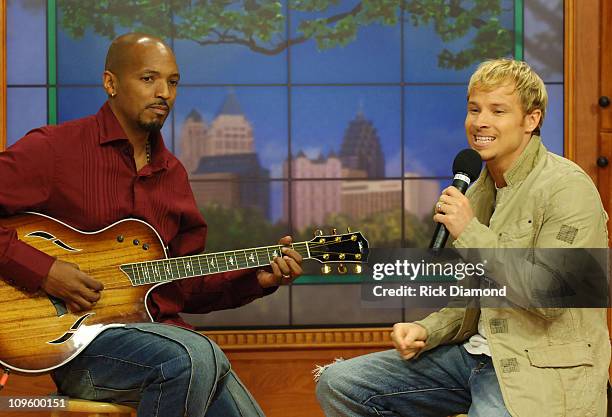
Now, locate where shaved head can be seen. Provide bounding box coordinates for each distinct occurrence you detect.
[102,32,179,138]
[104,32,174,76]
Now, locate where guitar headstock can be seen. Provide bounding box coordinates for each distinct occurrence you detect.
[306,229,369,274]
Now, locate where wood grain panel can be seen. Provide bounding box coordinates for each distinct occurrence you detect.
[566,0,601,181]
[601,0,612,130]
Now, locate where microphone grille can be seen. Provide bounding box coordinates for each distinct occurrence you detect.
[452,148,482,182]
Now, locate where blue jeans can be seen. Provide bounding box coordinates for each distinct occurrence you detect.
[316,345,511,417]
[51,323,265,417]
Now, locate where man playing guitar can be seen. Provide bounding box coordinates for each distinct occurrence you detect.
[0,32,303,417]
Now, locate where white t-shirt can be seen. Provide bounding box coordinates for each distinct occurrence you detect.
[462,184,502,357]
[462,312,490,356]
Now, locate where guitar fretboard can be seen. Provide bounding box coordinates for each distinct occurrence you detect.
[119,243,310,286]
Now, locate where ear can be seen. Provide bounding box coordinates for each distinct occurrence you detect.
[103,70,116,97]
[524,109,542,134]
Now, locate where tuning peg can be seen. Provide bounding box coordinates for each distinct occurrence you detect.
[321,265,332,274]
[330,228,337,235]
[353,264,363,274]
[337,263,347,274]
[314,229,323,237]
[346,226,352,233]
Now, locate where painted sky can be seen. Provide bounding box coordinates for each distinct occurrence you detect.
[6,0,564,183]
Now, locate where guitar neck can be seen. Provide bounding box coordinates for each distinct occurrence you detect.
[120,243,310,286]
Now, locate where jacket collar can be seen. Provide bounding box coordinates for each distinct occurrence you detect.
[502,135,546,186]
[469,136,547,225]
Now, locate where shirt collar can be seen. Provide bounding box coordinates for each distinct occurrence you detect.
[96,101,170,171]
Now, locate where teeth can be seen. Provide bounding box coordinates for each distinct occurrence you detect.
[475,135,495,143]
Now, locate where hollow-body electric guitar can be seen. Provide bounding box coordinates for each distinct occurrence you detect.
[0,212,368,373]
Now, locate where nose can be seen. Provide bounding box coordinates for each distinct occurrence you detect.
[155,80,171,100]
[473,110,492,128]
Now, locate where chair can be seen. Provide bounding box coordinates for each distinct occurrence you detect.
[50,398,135,417]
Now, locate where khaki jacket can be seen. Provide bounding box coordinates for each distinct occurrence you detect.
[415,137,610,417]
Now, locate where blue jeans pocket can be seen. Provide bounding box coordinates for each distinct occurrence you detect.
[54,369,97,400]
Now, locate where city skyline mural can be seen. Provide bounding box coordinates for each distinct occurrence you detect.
[5,0,565,327]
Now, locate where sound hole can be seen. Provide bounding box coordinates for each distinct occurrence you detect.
[48,294,68,317]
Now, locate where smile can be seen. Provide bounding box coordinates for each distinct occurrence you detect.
[474,135,495,143]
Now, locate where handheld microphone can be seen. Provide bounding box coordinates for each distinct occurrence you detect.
[429,148,482,250]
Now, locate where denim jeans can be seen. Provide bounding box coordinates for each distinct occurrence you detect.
[51,323,265,417]
[316,344,511,417]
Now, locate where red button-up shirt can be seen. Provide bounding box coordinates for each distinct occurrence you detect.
[0,102,271,328]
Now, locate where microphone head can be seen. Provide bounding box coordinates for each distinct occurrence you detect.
[452,148,482,182]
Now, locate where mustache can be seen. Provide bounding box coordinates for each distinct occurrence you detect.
[147,101,170,109]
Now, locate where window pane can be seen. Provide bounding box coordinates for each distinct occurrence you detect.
[292,284,401,325]
[292,86,401,178]
[286,179,402,248]
[192,181,287,252]
[57,19,111,84]
[174,0,287,84]
[524,0,563,83]
[7,87,47,147]
[289,1,400,83]
[404,179,440,248]
[7,0,46,85]
[540,83,563,155]
[405,85,467,177]
[175,87,288,179]
[182,286,290,328]
[56,2,173,85]
[404,0,514,83]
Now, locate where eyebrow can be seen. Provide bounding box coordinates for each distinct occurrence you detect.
[141,69,180,78]
[467,101,510,108]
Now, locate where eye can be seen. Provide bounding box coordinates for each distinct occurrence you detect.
[494,110,505,115]
[141,76,154,83]
[169,79,179,87]
[468,108,479,114]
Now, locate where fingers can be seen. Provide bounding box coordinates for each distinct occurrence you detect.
[391,323,426,360]
[281,246,303,264]
[66,294,95,313]
[271,255,302,283]
[442,186,462,197]
[82,274,105,292]
[44,260,103,312]
[269,261,282,280]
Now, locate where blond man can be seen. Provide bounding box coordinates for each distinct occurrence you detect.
[316,59,609,417]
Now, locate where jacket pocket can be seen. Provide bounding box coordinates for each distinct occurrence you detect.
[526,342,594,368]
[526,342,596,416]
[498,217,535,244]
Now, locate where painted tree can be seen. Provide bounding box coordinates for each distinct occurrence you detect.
[58,0,514,69]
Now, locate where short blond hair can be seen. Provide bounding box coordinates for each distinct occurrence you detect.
[468,59,548,134]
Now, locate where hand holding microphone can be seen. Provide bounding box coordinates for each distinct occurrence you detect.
[430,149,482,250]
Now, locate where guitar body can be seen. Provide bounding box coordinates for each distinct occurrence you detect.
[0,213,369,374]
[0,213,166,373]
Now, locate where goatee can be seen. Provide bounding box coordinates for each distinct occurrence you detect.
[138,120,163,132]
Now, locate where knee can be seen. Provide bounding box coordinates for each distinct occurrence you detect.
[315,360,351,404]
[185,336,231,379]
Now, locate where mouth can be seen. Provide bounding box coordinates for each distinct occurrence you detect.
[473,135,496,146]
[147,105,169,116]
